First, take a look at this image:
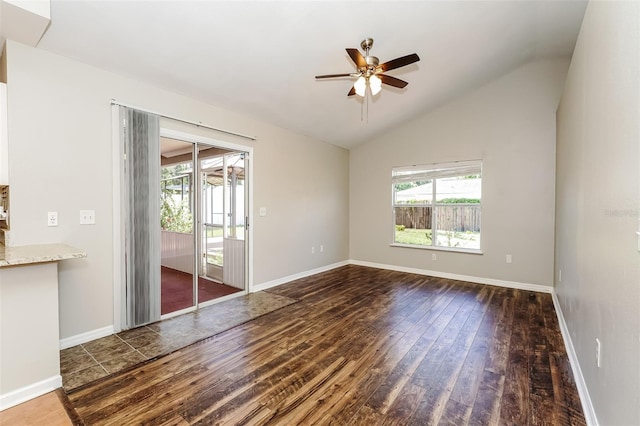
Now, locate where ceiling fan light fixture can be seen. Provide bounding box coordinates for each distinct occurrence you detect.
[315,38,420,100]
[354,76,367,97]
[369,74,382,95]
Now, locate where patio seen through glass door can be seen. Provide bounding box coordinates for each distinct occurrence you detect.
[160,138,245,317]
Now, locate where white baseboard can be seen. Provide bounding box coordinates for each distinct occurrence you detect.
[552,292,598,426]
[0,375,62,411]
[349,259,553,293]
[59,325,115,350]
[253,259,552,294]
[61,261,346,349]
[253,260,349,292]
[60,262,349,351]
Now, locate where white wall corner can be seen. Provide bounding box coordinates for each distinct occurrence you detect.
[0,375,61,411]
[59,325,114,350]
[551,291,599,426]
[349,259,553,294]
[1,0,51,47]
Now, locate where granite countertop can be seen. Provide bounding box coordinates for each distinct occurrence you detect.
[0,243,86,267]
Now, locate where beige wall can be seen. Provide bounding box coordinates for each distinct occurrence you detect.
[350,59,569,288]
[5,40,349,339]
[555,1,640,424]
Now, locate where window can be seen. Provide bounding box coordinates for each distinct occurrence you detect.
[160,163,193,233]
[392,160,482,252]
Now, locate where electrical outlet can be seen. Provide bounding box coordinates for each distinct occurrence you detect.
[596,338,601,368]
[320,245,324,253]
[506,254,512,264]
[311,246,315,254]
[47,211,58,227]
[431,253,437,261]
[80,210,96,225]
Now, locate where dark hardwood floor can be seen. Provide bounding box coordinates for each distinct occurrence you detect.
[66,265,585,425]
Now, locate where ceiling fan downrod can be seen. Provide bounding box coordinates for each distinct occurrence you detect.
[360,38,379,76]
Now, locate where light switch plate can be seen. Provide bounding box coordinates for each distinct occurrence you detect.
[80,210,96,225]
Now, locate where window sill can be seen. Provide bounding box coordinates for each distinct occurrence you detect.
[390,243,483,255]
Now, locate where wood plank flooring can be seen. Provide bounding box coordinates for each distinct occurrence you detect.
[65,265,585,425]
[0,390,75,426]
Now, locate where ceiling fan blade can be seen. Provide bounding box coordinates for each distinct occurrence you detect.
[316,73,353,79]
[380,74,409,89]
[346,48,367,68]
[378,53,420,72]
[347,86,356,96]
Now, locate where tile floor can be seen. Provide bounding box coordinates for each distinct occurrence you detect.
[60,291,297,391]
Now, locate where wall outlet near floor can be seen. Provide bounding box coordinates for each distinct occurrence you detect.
[431,253,437,261]
[320,245,324,253]
[311,246,315,254]
[596,338,602,368]
[506,254,512,264]
[47,211,58,227]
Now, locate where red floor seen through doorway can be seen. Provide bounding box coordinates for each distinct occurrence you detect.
[161,266,241,315]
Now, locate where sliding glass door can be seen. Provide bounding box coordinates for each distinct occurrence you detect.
[200,152,246,294]
[121,108,249,328]
[160,138,196,315]
[158,138,247,317]
[221,152,246,290]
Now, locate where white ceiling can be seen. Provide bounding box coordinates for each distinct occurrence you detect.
[36,0,587,149]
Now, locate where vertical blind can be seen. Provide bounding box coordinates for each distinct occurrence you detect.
[122,107,161,328]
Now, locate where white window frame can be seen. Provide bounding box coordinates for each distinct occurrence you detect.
[391,160,483,254]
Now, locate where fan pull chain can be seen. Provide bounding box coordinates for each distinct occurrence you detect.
[366,89,371,124]
[364,85,371,124]
[360,85,370,123]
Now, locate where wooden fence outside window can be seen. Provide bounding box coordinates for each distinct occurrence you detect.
[394,205,480,232]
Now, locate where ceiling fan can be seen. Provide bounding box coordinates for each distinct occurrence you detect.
[315,38,420,97]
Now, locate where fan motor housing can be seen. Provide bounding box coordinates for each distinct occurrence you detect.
[365,56,379,67]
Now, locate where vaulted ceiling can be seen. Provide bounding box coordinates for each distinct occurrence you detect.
[34,0,587,149]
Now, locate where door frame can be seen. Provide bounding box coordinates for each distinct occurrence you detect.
[112,114,254,332]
